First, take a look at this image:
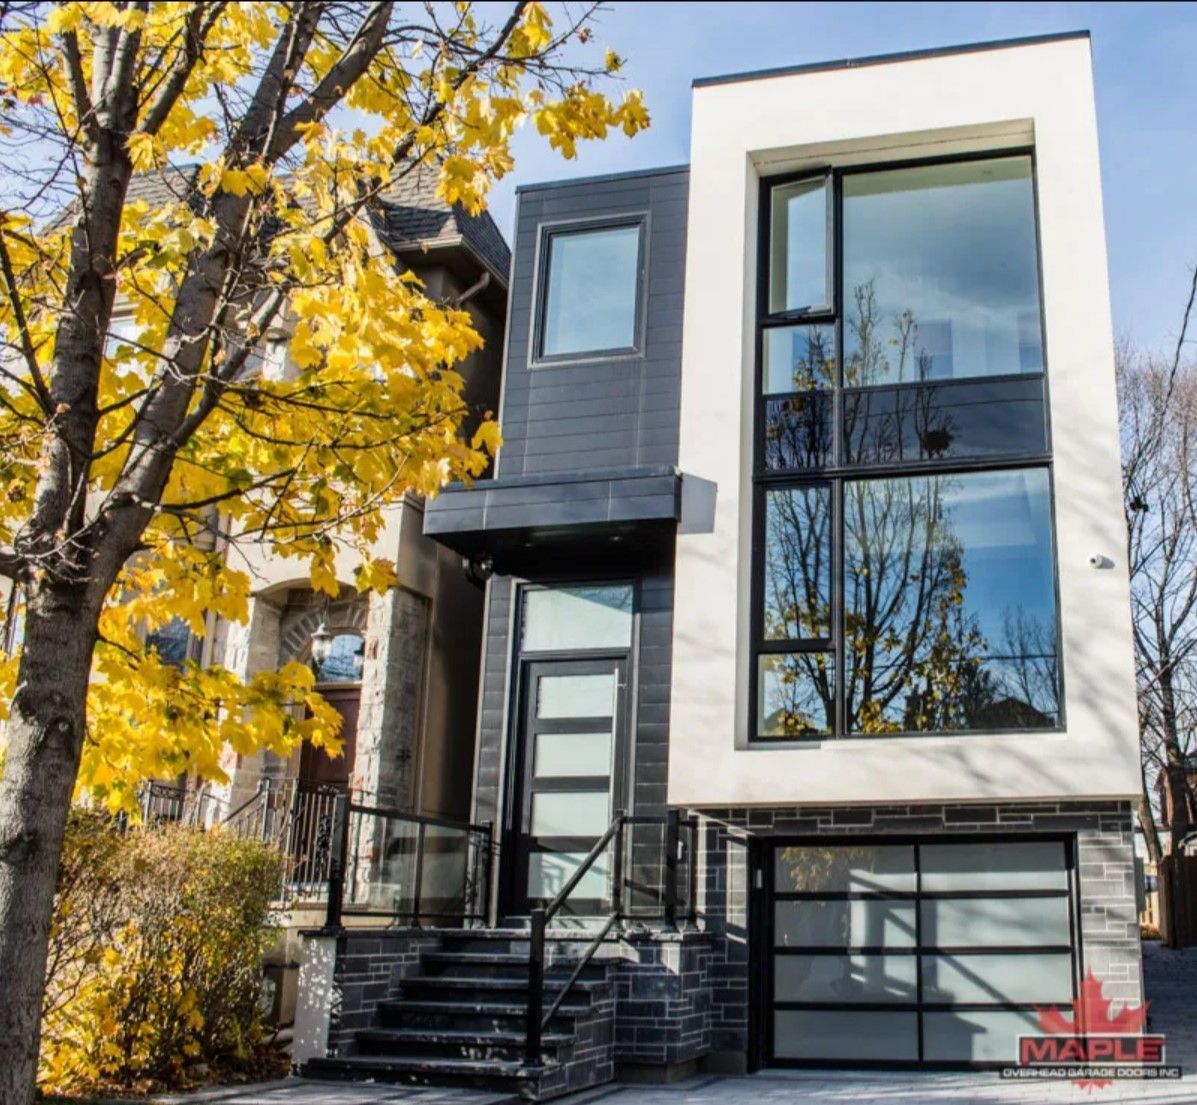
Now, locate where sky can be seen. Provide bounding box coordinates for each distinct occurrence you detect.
[484,1,1197,357]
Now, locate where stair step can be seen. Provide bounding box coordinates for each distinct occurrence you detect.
[354,1026,572,1060]
[357,1027,572,1048]
[402,975,604,994]
[377,998,590,1028]
[304,1054,552,1090]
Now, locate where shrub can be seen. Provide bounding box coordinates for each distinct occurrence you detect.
[39,812,285,1096]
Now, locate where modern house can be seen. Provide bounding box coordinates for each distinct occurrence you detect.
[293,31,1143,1090]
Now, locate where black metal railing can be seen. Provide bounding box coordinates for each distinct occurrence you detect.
[138,781,228,827]
[523,809,699,1066]
[324,794,493,928]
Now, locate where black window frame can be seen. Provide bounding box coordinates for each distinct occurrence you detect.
[750,148,1065,745]
[530,215,649,366]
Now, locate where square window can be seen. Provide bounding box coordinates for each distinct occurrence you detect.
[539,223,642,359]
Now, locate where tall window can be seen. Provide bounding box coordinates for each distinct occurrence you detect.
[536,222,644,360]
[753,153,1060,741]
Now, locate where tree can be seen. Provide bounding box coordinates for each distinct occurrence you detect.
[0,4,647,1100]
[1120,271,1197,863]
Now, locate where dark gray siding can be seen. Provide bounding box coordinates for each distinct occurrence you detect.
[497,168,688,477]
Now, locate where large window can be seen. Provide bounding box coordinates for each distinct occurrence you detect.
[752,153,1060,741]
[537,222,644,360]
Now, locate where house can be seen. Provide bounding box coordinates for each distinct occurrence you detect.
[290,31,1140,1091]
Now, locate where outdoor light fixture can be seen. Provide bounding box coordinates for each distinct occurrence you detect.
[309,619,333,668]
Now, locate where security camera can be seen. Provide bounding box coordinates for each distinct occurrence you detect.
[1089,553,1114,570]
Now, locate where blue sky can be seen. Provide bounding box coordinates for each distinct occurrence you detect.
[486,2,1197,356]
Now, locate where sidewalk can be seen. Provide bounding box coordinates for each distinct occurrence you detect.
[101,940,1197,1105]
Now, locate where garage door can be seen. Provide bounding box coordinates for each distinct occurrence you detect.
[767,839,1077,1065]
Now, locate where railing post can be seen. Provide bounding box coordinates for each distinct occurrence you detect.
[663,809,680,932]
[411,821,426,928]
[685,815,700,931]
[525,907,546,1066]
[611,809,626,923]
[323,793,349,932]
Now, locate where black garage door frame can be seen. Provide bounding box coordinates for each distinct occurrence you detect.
[747,832,1083,1071]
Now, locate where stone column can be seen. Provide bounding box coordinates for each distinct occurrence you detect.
[212,593,285,814]
[351,586,430,810]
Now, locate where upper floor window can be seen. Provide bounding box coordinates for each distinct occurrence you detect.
[145,616,199,667]
[842,158,1043,385]
[537,222,643,360]
[752,152,1061,743]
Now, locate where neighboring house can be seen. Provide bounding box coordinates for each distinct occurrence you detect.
[1154,755,1197,852]
[293,32,1144,1093]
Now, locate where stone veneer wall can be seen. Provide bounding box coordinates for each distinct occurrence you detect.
[327,929,443,1054]
[610,932,714,1073]
[691,799,1143,1061]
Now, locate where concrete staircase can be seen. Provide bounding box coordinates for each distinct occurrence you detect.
[302,930,615,1100]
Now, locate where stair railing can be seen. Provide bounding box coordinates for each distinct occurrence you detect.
[524,810,627,1066]
[523,808,699,1066]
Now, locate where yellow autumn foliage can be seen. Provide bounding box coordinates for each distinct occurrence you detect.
[39,813,285,1096]
[0,2,648,811]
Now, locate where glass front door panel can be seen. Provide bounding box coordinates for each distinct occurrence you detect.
[518,656,624,914]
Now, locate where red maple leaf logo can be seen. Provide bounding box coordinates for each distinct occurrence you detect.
[1036,970,1151,1090]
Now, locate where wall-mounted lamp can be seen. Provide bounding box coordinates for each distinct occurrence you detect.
[309,618,333,667]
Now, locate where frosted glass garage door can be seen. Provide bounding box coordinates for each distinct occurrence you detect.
[769,839,1076,1065]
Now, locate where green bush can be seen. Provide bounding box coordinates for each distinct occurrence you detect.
[40,811,285,1096]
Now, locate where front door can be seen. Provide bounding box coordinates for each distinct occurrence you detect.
[511,657,627,916]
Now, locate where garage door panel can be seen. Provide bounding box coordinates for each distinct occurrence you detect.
[774,844,916,893]
[919,895,1071,947]
[921,951,1073,1004]
[922,1009,1043,1062]
[774,898,916,948]
[774,1010,919,1061]
[920,841,1068,891]
[775,953,917,1002]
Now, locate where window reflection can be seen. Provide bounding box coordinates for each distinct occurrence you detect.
[763,325,836,392]
[843,468,1060,733]
[843,377,1047,466]
[769,177,829,314]
[541,224,641,357]
[313,632,364,683]
[145,616,194,667]
[763,487,831,639]
[843,157,1043,385]
[757,652,834,737]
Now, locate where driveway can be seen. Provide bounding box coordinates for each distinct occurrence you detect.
[139,941,1197,1105]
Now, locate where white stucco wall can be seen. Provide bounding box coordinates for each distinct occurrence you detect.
[668,36,1140,807]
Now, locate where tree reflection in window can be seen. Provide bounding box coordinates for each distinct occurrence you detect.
[844,469,1059,733]
[313,632,364,683]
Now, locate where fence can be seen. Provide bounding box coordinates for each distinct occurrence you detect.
[1159,853,1197,947]
[135,778,493,926]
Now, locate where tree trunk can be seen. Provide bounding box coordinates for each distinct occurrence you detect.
[0,589,98,1105]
